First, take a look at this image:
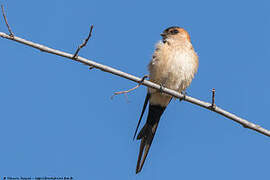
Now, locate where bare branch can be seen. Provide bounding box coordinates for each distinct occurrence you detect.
[73,25,94,59]
[0,31,270,137]
[111,75,149,99]
[1,5,14,36]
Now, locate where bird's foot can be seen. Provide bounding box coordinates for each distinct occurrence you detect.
[159,84,165,94]
[179,91,187,101]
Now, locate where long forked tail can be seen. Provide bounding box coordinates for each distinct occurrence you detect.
[136,104,166,174]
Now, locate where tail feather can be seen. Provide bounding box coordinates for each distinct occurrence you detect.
[136,105,166,173]
[133,93,150,140]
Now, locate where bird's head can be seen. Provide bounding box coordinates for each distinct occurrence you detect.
[161,26,191,43]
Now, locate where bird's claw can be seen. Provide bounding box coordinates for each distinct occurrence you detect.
[179,91,187,101]
[159,84,164,94]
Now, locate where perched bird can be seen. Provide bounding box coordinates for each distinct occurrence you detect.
[134,26,199,173]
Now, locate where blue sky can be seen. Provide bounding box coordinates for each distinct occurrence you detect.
[0,0,270,179]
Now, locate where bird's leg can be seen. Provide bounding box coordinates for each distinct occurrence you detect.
[179,90,187,101]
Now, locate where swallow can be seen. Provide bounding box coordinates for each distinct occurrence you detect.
[134,26,199,173]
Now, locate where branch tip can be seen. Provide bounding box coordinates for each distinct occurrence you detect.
[211,88,216,109]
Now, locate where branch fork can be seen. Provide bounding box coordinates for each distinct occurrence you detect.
[111,75,149,100]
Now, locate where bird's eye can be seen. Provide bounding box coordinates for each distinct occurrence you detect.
[171,29,179,35]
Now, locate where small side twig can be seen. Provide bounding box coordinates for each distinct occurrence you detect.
[111,75,149,100]
[73,25,94,59]
[211,88,216,109]
[1,5,14,37]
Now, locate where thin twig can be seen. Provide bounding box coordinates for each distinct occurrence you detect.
[111,75,149,99]
[1,5,14,36]
[1,31,270,137]
[73,25,94,59]
[211,88,216,109]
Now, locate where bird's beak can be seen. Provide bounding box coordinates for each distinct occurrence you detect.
[160,33,166,37]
